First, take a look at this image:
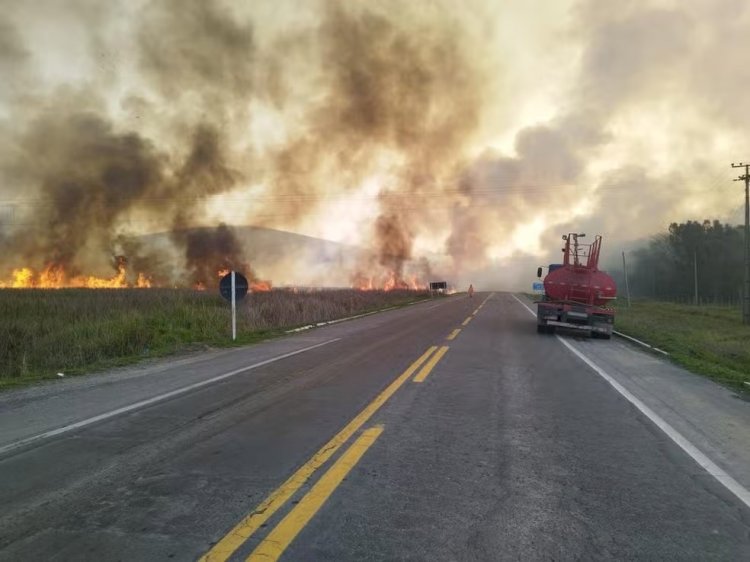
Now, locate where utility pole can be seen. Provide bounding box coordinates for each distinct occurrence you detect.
[622,251,631,308]
[694,251,698,305]
[732,163,750,324]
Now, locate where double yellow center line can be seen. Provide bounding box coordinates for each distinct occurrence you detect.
[200,346,442,562]
[413,346,450,383]
[201,295,496,561]
[462,293,492,327]
[248,426,384,561]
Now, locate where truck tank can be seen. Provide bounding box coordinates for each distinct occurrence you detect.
[544,267,617,306]
[536,233,617,338]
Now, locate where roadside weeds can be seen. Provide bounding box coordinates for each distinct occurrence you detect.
[0,289,437,390]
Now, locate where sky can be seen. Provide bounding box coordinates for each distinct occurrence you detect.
[0,0,748,289]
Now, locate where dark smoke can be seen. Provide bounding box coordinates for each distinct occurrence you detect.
[0,95,251,284]
[263,1,488,284]
[0,0,498,288]
[8,1,736,291]
[138,0,257,118]
[374,214,412,279]
[6,109,165,276]
[0,1,257,286]
[168,125,249,287]
[176,224,252,287]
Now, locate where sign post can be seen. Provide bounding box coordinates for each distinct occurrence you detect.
[429,281,448,296]
[219,271,249,341]
[231,271,236,340]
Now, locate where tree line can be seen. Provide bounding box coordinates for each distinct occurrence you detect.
[625,220,745,304]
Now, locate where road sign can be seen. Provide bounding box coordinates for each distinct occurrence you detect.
[220,271,248,302]
[532,281,544,292]
[219,271,248,341]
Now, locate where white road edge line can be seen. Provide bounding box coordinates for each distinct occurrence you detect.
[285,310,391,333]
[511,293,750,511]
[613,330,670,356]
[0,338,341,457]
[284,299,441,334]
[510,293,537,318]
[283,296,456,333]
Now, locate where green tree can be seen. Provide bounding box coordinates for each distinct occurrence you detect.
[630,220,744,303]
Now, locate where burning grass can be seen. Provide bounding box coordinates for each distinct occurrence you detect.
[0,263,153,289]
[0,288,430,388]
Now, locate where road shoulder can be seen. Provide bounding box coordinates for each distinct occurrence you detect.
[515,293,750,498]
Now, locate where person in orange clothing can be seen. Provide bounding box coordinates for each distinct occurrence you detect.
[468,284,474,298]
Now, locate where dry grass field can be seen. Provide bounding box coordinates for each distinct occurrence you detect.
[0,288,432,388]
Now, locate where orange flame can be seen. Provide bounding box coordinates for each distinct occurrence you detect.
[10,267,34,288]
[0,263,273,291]
[352,271,424,291]
[136,273,152,288]
[250,280,272,292]
[353,276,375,291]
[0,264,152,289]
[214,269,272,292]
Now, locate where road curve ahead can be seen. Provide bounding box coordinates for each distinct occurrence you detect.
[1,292,749,561]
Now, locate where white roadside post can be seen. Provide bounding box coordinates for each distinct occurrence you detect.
[231,270,237,341]
[219,270,248,342]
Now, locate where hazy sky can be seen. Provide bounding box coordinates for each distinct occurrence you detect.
[0,0,748,287]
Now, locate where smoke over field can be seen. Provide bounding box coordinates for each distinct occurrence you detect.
[0,0,748,289]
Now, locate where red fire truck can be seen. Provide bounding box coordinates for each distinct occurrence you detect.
[536,233,617,338]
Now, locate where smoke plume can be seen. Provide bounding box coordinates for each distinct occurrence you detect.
[0,0,748,290]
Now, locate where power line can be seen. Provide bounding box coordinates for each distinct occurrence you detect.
[0,182,588,205]
[0,174,733,206]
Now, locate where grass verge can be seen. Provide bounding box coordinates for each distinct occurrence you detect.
[524,294,749,388]
[614,300,750,387]
[0,288,432,389]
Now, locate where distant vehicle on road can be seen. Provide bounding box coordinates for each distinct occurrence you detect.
[535,233,617,338]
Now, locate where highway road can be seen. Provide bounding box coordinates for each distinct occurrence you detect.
[1,292,749,561]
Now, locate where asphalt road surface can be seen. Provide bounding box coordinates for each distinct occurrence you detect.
[1,292,749,561]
